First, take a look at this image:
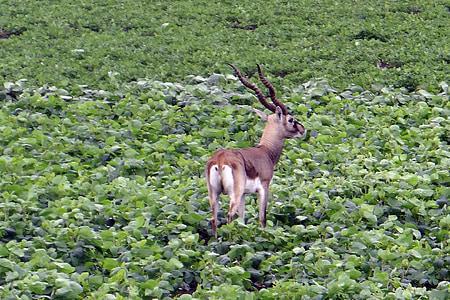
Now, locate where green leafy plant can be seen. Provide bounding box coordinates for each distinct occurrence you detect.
[1,0,449,92]
[0,75,448,298]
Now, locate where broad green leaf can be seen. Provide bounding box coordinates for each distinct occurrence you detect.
[102,258,120,271]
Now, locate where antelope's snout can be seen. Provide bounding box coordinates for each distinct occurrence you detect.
[295,121,306,137]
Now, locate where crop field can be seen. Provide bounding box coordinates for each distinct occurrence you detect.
[1,0,449,299]
[1,0,449,91]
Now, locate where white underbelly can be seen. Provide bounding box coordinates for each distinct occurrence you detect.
[244,177,262,194]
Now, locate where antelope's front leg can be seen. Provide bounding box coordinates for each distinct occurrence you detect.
[237,195,246,222]
[258,183,269,227]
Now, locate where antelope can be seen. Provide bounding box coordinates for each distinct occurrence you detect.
[205,64,306,237]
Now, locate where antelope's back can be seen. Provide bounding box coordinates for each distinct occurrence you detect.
[206,149,243,176]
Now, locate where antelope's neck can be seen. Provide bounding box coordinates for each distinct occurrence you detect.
[258,126,285,165]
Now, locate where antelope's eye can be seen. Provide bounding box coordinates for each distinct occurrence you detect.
[288,118,294,123]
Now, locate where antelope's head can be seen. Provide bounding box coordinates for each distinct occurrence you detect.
[229,64,306,139]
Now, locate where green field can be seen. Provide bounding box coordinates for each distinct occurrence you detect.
[1,0,449,91]
[1,1,449,299]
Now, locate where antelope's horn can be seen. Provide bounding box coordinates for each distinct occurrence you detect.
[256,64,288,115]
[228,64,276,112]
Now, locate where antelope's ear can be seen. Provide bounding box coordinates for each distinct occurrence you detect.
[252,108,268,121]
[275,106,283,121]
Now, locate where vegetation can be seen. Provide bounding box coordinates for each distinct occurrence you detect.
[1,77,448,298]
[1,0,449,91]
[0,0,449,299]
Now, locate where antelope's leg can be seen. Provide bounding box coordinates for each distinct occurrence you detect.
[208,188,220,237]
[258,183,269,227]
[226,167,245,224]
[228,191,244,224]
[237,195,246,222]
[206,165,222,237]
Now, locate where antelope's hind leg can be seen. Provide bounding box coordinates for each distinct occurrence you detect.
[207,165,222,237]
[208,188,220,237]
[224,165,245,224]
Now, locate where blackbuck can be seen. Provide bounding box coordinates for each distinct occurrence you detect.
[205,64,306,237]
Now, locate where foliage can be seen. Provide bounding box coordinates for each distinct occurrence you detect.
[0,75,448,298]
[1,0,449,92]
[1,0,449,298]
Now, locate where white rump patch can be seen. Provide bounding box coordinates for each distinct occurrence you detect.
[208,164,221,191]
[221,165,234,195]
